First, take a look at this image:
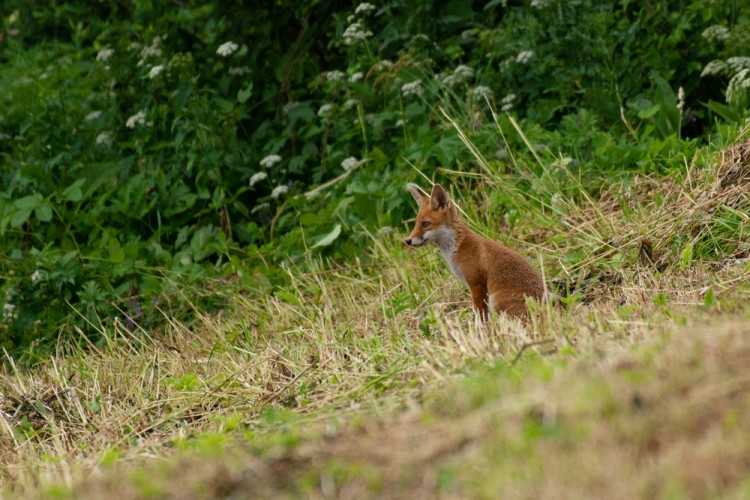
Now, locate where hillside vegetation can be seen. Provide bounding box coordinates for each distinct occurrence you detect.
[1,1,750,498]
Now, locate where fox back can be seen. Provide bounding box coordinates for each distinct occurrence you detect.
[405,183,544,320]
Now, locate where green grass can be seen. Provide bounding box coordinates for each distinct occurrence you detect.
[2,134,750,498]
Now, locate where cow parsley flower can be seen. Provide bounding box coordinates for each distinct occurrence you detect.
[260,154,281,168]
[343,22,372,45]
[702,25,729,42]
[251,202,270,214]
[727,69,750,105]
[341,157,360,171]
[3,303,17,321]
[138,36,164,66]
[343,99,360,110]
[126,111,146,129]
[96,132,113,146]
[325,70,345,81]
[701,59,727,77]
[318,103,334,117]
[355,3,376,15]
[471,86,494,99]
[727,57,750,73]
[96,47,115,62]
[250,172,268,186]
[372,59,393,72]
[148,65,164,79]
[401,80,423,97]
[501,93,516,112]
[271,185,289,198]
[531,0,549,8]
[85,111,102,122]
[217,41,239,57]
[516,50,534,64]
[350,71,364,82]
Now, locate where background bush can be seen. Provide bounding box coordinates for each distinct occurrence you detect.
[1,0,748,360]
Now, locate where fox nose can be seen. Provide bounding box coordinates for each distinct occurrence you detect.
[405,238,413,246]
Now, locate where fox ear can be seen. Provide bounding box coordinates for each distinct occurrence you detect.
[430,184,451,210]
[407,183,428,208]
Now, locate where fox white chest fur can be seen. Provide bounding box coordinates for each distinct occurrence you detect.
[426,225,465,284]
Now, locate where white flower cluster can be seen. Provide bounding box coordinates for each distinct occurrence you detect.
[727,69,750,105]
[355,3,376,15]
[727,57,750,73]
[343,99,360,110]
[401,80,423,97]
[138,36,164,67]
[31,270,44,284]
[350,71,364,82]
[126,111,146,129]
[318,103,334,117]
[249,172,268,186]
[217,41,239,57]
[701,59,727,77]
[3,303,17,322]
[372,59,393,72]
[471,86,494,99]
[531,0,549,8]
[325,70,345,81]
[85,111,102,122]
[516,50,534,64]
[96,47,115,62]
[252,202,270,214]
[702,25,729,42]
[148,64,164,79]
[96,132,113,146]
[343,22,372,45]
[271,185,289,198]
[501,93,516,112]
[440,64,475,87]
[260,154,281,168]
[341,157,360,171]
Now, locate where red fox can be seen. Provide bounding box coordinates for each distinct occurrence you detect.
[405,183,545,320]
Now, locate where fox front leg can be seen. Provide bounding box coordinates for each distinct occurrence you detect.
[469,282,489,321]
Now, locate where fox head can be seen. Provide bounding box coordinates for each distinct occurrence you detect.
[404,183,458,248]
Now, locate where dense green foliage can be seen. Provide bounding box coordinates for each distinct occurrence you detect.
[1,0,748,359]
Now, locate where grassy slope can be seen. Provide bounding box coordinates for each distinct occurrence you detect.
[2,138,750,498]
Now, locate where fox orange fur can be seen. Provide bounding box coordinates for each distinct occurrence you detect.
[405,183,544,320]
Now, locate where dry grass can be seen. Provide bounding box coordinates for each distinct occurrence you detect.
[1,138,749,498]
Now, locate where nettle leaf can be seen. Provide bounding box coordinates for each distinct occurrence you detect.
[312,224,341,249]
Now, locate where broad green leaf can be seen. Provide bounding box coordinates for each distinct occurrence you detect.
[11,208,32,227]
[15,194,42,210]
[312,224,341,249]
[35,203,53,222]
[62,179,85,202]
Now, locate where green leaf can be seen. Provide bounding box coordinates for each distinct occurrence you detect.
[703,100,741,123]
[62,179,85,202]
[15,193,42,210]
[237,83,253,103]
[35,202,53,222]
[11,208,32,227]
[312,224,341,249]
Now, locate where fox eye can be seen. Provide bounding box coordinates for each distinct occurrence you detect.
[422,221,431,228]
